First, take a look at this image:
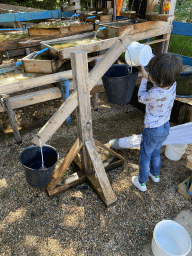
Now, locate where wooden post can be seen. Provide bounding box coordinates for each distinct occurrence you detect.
[158,0,176,53]
[160,0,177,15]
[70,51,117,206]
[1,95,22,143]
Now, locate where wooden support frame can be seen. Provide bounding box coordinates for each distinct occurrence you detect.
[46,51,124,206]
[32,23,172,146]
[30,22,173,205]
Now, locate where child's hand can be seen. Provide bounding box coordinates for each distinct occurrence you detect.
[141,66,149,80]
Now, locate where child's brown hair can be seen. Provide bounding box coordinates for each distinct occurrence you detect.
[147,53,183,87]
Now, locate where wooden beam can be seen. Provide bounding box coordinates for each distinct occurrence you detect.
[0,88,61,113]
[71,51,93,142]
[0,70,72,94]
[32,24,172,146]
[0,84,106,113]
[47,170,86,197]
[47,138,82,191]
[85,140,117,206]
[146,12,175,22]
[71,51,94,176]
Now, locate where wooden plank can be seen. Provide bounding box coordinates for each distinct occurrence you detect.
[144,38,167,45]
[47,138,82,191]
[28,27,62,37]
[0,84,105,113]
[40,32,96,58]
[32,24,172,146]
[186,155,192,170]
[2,95,22,143]
[71,51,94,176]
[28,23,93,37]
[0,88,61,113]
[169,0,177,15]
[177,177,191,200]
[94,139,124,161]
[176,97,192,106]
[95,21,170,38]
[71,51,93,142]
[59,37,118,59]
[0,70,73,94]
[146,13,175,22]
[85,139,117,206]
[32,89,78,145]
[47,170,86,197]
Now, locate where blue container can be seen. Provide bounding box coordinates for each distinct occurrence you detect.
[19,145,59,188]
[102,64,139,105]
[116,16,128,20]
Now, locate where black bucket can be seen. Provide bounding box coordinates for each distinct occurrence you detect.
[102,64,139,105]
[19,145,59,188]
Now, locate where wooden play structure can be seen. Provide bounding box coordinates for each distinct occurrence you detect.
[2,0,190,205]
[27,22,172,206]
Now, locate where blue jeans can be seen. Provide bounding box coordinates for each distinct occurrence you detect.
[139,121,170,184]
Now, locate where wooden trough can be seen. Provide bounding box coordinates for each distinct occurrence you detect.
[40,21,172,61]
[22,51,65,74]
[28,21,94,37]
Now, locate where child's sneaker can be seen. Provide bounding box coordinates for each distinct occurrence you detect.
[109,139,121,149]
[132,176,147,192]
[149,172,160,182]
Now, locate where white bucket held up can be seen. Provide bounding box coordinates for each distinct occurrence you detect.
[151,220,191,256]
[125,41,153,67]
[165,144,187,161]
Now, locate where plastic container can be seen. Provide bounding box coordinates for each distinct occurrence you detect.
[151,220,191,256]
[165,144,187,161]
[102,64,139,105]
[125,41,152,66]
[19,145,59,188]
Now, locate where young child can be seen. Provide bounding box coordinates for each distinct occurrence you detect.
[132,53,183,192]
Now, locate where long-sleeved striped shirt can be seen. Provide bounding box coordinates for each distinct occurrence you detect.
[138,78,176,128]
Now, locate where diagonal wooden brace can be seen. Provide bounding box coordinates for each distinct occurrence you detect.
[47,138,82,192]
[85,140,117,206]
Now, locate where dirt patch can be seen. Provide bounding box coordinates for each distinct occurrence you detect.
[0,92,192,256]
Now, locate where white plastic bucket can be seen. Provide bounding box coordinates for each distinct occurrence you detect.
[125,42,153,66]
[151,220,191,256]
[165,144,187,161]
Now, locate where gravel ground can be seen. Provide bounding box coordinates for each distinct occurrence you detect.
[0,92,192,256]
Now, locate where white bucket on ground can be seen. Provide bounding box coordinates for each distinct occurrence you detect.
[125,42,153,66]
[165,144,187,161]
[152,220,191,256]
